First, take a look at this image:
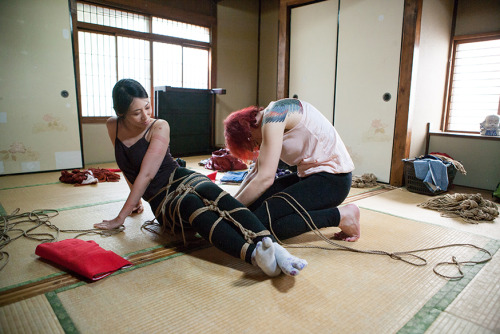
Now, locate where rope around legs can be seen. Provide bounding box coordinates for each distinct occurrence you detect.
[144,172,269,246]
[264,192,492,279]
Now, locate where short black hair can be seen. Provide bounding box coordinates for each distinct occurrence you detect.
[112,79,148,117]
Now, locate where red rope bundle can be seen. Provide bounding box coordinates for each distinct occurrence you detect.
[59,168,120,186]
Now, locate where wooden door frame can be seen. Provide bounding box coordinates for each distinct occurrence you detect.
[277,0,422,187]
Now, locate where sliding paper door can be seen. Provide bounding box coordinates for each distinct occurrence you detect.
[0,0,83,175]
[289,0,339,123]
[334,0,404,182]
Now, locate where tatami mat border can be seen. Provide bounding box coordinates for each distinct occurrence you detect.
[0,181,61,191]
[0,271,67,293]
[46,291,79,334]
[344,186,394,203]
[398,238,500,333]
[56,199,127,212]
[0,240,211,307]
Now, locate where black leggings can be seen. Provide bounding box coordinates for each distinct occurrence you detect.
[149,167,273,264]
[248,172,352,240]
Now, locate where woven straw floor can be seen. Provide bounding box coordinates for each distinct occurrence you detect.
[0,156,498,333]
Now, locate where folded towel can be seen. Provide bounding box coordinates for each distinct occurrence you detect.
[220,171,248,183]
[35,239,132,280]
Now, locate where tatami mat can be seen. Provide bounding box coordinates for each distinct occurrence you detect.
[0,201,173,290]
[425,313,497,334]
[0,294,64,334]
[355,188,500,240]
[2,156,497,333]
[0,180,130,214]
[438,248,500,333]
[0,162,118,190]
[53,208,495,333]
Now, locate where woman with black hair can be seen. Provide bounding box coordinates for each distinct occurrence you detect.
[93,79,307,277]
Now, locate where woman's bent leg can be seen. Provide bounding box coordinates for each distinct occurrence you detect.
[252,172,353,239]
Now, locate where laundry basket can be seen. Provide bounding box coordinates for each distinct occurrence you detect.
[403,159,457,196]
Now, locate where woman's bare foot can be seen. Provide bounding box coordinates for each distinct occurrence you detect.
[333,204,360,242]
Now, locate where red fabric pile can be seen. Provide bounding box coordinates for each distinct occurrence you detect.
[35,239,132,281]
[60,168,120,186]
[205,149,247,172]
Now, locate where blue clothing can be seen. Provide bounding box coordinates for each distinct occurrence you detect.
[220,171,248,183]
[413,156,450,192]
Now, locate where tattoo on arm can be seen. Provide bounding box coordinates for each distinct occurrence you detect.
[262,99,303,124]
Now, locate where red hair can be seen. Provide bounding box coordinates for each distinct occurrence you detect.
[224,105,262,161]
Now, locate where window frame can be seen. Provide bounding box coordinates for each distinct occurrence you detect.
[443,31,500,133]
[71,1,214,123]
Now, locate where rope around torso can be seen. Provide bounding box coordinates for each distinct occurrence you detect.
[264,192,492,279]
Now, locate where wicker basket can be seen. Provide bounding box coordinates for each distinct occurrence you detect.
[403,159,457,196]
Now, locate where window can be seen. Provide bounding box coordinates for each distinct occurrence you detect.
[76,2,211,119]
[445,33,500,133]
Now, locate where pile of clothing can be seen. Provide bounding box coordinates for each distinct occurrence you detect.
[59,168,121,186]
[202,149,247,172]
[409,153,466,194]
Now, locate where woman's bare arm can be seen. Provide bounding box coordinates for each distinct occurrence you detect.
[235,121,284,206]
[95,120,170,229]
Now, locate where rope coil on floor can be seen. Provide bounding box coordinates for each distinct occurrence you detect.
[0,208,124,271]
[264,192,493,280]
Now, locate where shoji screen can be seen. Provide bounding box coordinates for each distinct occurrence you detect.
[0,0,83,175]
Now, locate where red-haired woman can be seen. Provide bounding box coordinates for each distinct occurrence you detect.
[224,98,360,243]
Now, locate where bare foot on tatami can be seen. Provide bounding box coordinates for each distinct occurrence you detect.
[333,203,361,242]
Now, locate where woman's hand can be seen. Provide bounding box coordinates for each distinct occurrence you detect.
[94,216,125,230]
[131,200,144,214]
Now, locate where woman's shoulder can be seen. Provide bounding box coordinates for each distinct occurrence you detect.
[152,118,169,131]
[148,119,170,139]
[106,116,118,128]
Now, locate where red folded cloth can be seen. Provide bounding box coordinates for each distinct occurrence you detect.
[35,239,132,281]
[207,171,217,182]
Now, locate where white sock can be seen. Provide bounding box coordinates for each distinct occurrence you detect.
[252,237,281,277]
[274,243,308,276]
[252,237,308,277]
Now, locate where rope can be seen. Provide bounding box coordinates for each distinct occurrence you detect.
[351,173,378,188]
[143,171,268,245]
[0,208,124,271]
[264,192,492,279]
[418,193,499,224]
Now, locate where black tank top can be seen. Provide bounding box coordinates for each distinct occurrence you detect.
[114,119,179,201]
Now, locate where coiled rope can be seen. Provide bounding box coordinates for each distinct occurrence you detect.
[264,192,492,279]
[418,193,499,224]
[0,208,124,271]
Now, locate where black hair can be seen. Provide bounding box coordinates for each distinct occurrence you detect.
[112,79,149,117]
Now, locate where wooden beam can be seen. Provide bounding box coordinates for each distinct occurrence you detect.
[389,0,422,187]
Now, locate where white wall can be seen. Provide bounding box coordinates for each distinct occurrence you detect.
[82,123,114,164]
[214,0,260,147]
[258,0,279,106]
[429,135,500,190]
[455,0,500,35]
[409,0,454,159]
